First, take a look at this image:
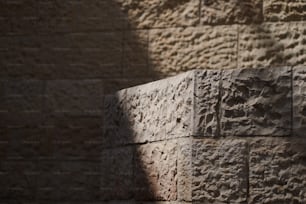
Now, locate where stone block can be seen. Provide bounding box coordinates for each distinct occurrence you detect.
[149,26,237,76]
[221,67,292,136]
[249,138,306,204]
[100,147,134,200]
[134,140,177,201]
[194,70,221,137]
[293,66,306,137]
[264,0,306,21]
[104,71,195,144]
[116,0,199,28]
[201,0,263,24]
[238,22,306,69]
[192,139,248,203]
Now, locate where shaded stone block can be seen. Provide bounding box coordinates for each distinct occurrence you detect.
[238,22,306,69]
[293,66,306,137]
[100,147,134,200]
[149,26,237,76]
[194,70,221,137]
[249,138,306,204]
[201,0,263,24]
[221,67,292,136]
[192,139,248,203]
[264,0,306,21]
[134,140,177,201]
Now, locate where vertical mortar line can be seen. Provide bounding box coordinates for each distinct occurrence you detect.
[121,30,125,76]
[290,66,294,136]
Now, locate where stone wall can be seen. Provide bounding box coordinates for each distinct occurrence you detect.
[105,68,306,203]
[0,0,305,203]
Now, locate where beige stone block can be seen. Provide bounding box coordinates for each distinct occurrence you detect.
[201,0,263,24]
[192,139,248,203]
[264,0,306,21]
[117,0,199,28]
[149,26,237,76]
[134,140,177,201]
[249,138,306,204]
[238,22,306,69]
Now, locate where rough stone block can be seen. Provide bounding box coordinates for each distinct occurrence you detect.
[201,0,263,24]
[149,26,237,76]
[194,70,221,137]
[238,22,306,69]
[249,138,306,204]
[177,138,192,202]
[100,147,133,200]
[104,71,195,144]
[134,140,177,201]
[221,67,292,136]
[192,139,248,203]
[45,80,104,116]
[264,0,306,21]
[293,67,306,137]
[116,0,199,28]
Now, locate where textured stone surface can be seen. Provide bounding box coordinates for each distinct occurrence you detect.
[117,0,199,28]
[221,67,292,136]
[249,138,306,204]
[264,0,306,21]
[192,139,248,203]
[194,70,221,137]
[134,140,177,201]
[201,0,263,24]
[177,138,192,202]
[100,147,133,200]
[149,26,237,76]
[104,71,195,144]
[0,32,123,79]
[293,67,306,137]
[238,22,306,69]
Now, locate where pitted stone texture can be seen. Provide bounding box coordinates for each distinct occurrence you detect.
[201,0,262,24]
[249,138,306,204]
[194,70,221,137]
[239,23,306,69]
[192,139,248,203]
[104,71,195,144]
[100,147,133,200]
[264,0,306,21]
[134,140,177,201]
[221,67,292,136]
[149,26,237,76]
[117,0,199,28]
[293,67,306,137]
[177,138,192,202]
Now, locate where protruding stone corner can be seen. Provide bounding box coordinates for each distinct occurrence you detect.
[192,69,222,137]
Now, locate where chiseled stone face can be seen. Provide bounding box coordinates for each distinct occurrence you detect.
[149,26,237,76]
[264,0,306,21]
[221,67,292,136]
[293,67,306,137]
[249,138,306,204]
[134,140,177,201]
[116,0,199,28]
[238,22,306,69]
[192,139,248,203]
[201,0,263,24]
[104,71,195,145]
[194,70,221,137]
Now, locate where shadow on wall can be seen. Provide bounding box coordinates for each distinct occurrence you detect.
[0,0,162,203]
